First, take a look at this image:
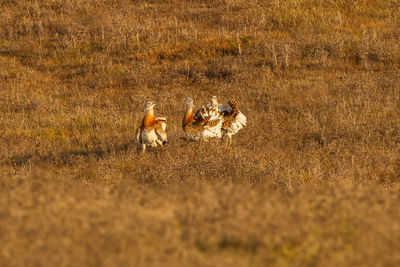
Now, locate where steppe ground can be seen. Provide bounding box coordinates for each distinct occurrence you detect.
[1,0,400,266]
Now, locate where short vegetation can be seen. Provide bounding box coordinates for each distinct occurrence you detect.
[1,0,400,266]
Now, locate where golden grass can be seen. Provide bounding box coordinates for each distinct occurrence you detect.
[1,0,400,266]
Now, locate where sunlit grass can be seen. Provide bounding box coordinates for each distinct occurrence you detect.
[1,0,400,266]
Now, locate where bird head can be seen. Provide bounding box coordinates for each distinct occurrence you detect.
[183,97,194,106]
[145,101,156,112]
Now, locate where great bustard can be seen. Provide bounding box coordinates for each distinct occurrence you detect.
[198,96,247,143]
[182,97,223,141]
[135,101,167,152]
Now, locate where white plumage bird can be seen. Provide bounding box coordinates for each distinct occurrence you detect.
[201,96,247,142]
[135,101,167,152]
[182,97,223,141]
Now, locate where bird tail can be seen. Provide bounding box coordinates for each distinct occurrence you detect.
[228,99,239,114]
[235,112,247,126]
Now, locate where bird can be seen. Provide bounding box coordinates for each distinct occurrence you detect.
[198,96,247,143]
[182,97,223,141]
[135,101,167,152]
[220,98,247,143]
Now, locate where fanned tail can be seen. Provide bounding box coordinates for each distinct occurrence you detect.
[235,112,247,127]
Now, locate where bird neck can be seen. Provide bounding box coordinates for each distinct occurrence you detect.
[143,109,155,128]
[183,105,194,127]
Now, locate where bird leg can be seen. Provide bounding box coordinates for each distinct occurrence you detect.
[142,144,146,153]
[225,135,232,146]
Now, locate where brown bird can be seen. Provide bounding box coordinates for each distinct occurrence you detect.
[135,101,167,152]
[182,97,223,141]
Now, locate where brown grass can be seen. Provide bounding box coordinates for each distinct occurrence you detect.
[1,0,400,266]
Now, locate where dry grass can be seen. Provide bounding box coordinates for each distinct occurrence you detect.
[1,0,400,266]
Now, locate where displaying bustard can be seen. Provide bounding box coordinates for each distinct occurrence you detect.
[182,97,223,141]
[195,96,247,143]
[135,101,167,152]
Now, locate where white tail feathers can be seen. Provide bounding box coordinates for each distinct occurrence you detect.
[236,112,247,126]
[224,111,246,139]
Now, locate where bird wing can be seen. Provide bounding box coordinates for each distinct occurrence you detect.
[204,118,222,128]
[194,106,209,120]
[222,111,238,128]
[155,119,167,131]
[155,120,168,142]
[193,115,210,127]
[184,115,209,135]
[155,127,167,142]
[222,113,236,129]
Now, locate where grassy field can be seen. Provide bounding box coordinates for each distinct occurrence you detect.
[1,0,400,266]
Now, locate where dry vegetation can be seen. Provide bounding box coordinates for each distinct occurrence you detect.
[1,0,400,266]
